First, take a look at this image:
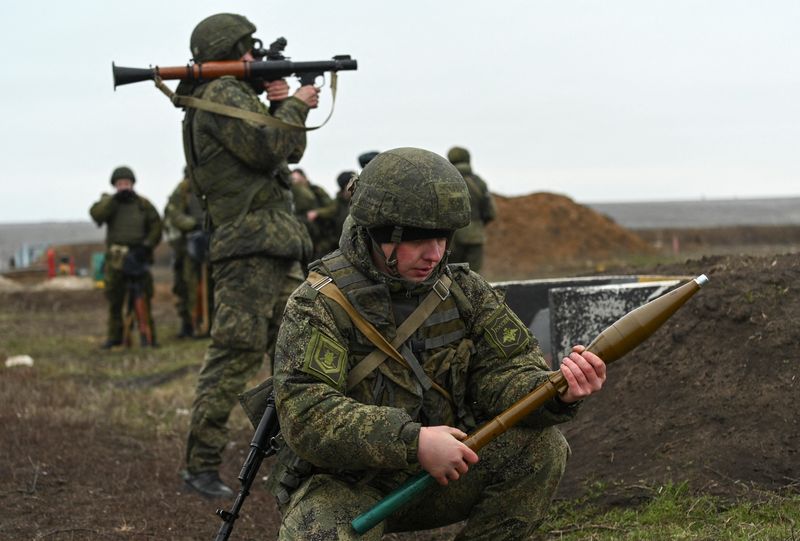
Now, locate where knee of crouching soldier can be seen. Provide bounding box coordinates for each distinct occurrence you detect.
[537,427,570,478]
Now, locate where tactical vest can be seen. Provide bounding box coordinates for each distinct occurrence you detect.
[180,79,312,263]
[106,198,150,247]
[314,250,477,430]
[181,79,293,229]
[270,250,478,504]
[454,173,489,245]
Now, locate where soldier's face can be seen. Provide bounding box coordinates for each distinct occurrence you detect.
[376,238,447,282]
[114,179,134,192]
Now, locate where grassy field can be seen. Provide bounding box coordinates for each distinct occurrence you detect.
[2,272,799,539]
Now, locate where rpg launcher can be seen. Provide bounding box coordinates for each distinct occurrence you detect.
[351,274,709,534]
[112,36,357,89]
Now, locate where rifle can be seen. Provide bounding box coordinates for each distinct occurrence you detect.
[351,274,709,534]
[214,392,281,541]
[112,36,357,89]
[122,278,153,347]
[195,262,210,337]
[187,230,211,336]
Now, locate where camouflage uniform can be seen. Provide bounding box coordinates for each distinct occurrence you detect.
[291,178,336,260]
[89,168,162,345]
[181,14,313,477]
[268,149,575,540]
[312,170,355,253]
[163,175,207,336]
[448,147,496,273]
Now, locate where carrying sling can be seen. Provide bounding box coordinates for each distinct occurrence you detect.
[306,271,455,404]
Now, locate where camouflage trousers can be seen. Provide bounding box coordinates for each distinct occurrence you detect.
[450,243,485,273]
[170,243,194,327]
[277,426,569,541]
[104,264,154,343]
[184,255,303,473]
[171,243,210,332]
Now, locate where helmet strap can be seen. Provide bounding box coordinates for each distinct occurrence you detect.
[368,227,402,278]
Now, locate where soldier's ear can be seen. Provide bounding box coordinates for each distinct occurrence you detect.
[345,175,358,197]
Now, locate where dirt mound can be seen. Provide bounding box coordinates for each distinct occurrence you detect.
[0,275,24,292]
[483,193,654,280]
[558,252,800,502]
[32,276,95,291]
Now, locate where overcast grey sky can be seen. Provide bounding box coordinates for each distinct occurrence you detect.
[1,0,798,222]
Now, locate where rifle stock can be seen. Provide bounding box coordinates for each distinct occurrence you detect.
[351,274,709,534]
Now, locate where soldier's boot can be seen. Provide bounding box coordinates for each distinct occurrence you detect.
[177,320,194,339]
[100,339,122,350]
[180,470,234,499]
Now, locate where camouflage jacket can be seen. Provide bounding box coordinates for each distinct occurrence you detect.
[89,192,162,249]
[182,77,312,262]
[291,182,332,214]
[314,191,350,247]
[163,177,204,242]
[270,220,577,491]
[453,162,496,245]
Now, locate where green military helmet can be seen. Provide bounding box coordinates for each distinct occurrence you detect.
[190,13,257,63]
[350,148,470,236]
[447,146,471,165]
[110,166,135,185]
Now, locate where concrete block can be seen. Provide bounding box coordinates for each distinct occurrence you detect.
[549,280,680,364]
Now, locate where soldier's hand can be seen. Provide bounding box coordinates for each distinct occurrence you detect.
[113,190,135,203]
[559,345,606,403]
[265,79,290,101]
[294,84,320,109]
[418,426,479,486]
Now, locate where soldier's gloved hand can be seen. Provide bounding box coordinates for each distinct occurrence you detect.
[113,190,136,203]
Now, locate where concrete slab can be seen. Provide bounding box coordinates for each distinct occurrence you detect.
[549,280,681,365]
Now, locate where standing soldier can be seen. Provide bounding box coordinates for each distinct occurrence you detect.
[290,168,335,261]
[309,170,355,250]
[89,166,162,349]
[178,13,319,498]
[163,168,207,338]
[447,146,496,273]
[358,150,379,170]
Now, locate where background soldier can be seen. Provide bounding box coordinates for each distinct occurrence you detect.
[307,170,355,256]
[267,148,606,540]
[163,168,208,338]
[358,150,379,169]
[446,146,496,273]
[178,13,319,498]
[89,166,162,349]
[290,168,335,261]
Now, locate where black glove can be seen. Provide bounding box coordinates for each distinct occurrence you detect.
[113,190,136,203]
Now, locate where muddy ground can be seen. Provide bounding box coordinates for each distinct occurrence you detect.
[1,235,799,539]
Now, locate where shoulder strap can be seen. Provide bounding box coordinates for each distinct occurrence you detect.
[306,271,454,404]
[347,276,452,390]
[154,74,339,132]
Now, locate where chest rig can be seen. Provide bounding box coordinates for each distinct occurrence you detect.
[312,250,476,429]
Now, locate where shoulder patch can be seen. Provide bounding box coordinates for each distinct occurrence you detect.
[484,305,530,358]
[302,327,348,389]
